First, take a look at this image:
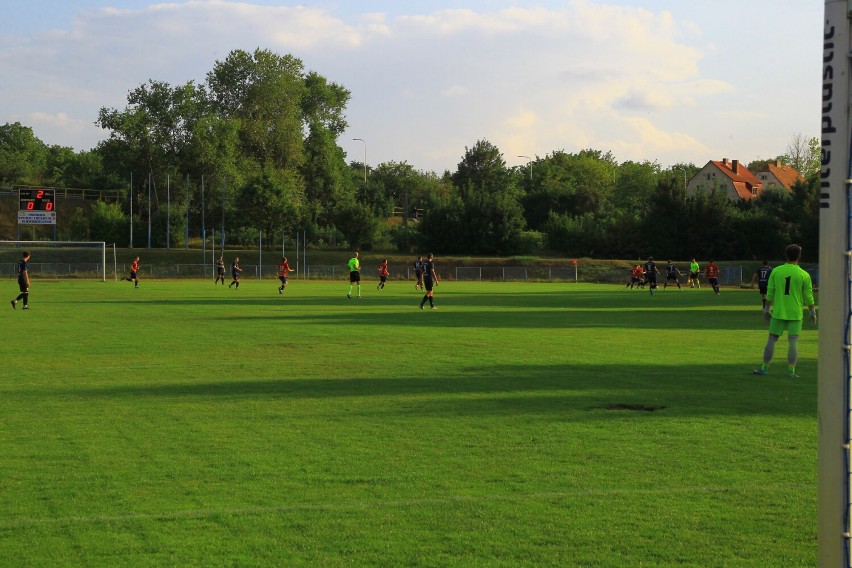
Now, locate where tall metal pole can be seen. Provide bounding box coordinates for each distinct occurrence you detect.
[166,174,170,249]
[518,155,532,180]
[201,175,206,258]
[185,174,189,250]
[820,2,849,566]
[129,172,133,249]
[147,171,152,248]
[353,138,367,182]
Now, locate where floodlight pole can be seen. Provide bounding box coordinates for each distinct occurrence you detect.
[518,155,532,180]
[353,138,367,182]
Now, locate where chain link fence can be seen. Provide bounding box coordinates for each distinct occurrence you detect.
[3,262,819,287]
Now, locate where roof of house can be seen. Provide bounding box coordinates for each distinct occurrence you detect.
[758,161,805,189]
[709,159,763,201]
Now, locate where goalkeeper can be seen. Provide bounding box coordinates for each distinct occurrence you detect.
[753,244,816,378]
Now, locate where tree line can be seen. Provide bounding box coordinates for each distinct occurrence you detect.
[0,48,820,261]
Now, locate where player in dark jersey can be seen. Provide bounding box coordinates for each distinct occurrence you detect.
[751,261,772,309]
[11,251,30,310]
[228,257,242,289]
[663,260,682,290]
[643,256,660,296]
[215,256,226,285]
[414,256,424,290]
[419,253,439,309]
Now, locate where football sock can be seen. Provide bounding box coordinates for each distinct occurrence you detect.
[348,284,353,295]
[420,294,428,307]
[787,335,799,368]
[428,296,434,307]
[357,284,361,296]
[763,334,779,365]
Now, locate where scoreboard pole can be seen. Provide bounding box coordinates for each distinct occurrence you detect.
[820,2,851,566]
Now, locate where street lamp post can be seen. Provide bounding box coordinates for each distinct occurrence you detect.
[518,155,532,180]
[353,138,367,182]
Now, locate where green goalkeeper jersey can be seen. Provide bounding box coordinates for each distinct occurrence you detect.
[766,262,815,321]
[348,257,360,272]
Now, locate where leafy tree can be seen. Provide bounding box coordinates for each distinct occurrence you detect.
[783,133,820,179]
[89,200,130,245]
[0,122,47,185]
[333,201,379,249]
[237,171,305,246]
[207,49,306,171]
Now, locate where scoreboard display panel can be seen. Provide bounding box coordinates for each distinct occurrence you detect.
[19,189,55,211]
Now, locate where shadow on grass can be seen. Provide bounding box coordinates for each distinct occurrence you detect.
[38,362,815,419]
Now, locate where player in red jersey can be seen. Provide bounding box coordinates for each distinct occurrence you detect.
[377,259,389,290]
[705,260,720,295]
[277,257,294,294]
[121,256,140,288]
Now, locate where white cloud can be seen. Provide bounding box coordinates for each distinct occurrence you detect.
[0,0,822,171]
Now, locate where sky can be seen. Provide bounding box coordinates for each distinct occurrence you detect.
[0,0,823,174]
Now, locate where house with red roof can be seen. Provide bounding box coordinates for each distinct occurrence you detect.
[687,159,763,201]
[755,160,804,191]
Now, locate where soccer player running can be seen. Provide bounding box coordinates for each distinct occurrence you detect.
[627,264,644,289]
[413,256,424,290]
[377,259,389,291]
[688,258,700,288]
[705,260,721,294]
[663,260,682,290]
[751,260,772,309]
[121,256,140,288]
[215,256,226,285]
[753,244,816,378]
[228,257,242,289]
[277,256,294,294]
[10,250,31,310]
[643,256,660,295]
[419,253,439,309]
[347,251,362,299]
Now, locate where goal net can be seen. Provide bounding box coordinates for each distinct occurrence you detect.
[0,241,108,281]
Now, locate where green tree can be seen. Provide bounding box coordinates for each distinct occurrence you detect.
[237,172,304,246]
[0,122,47,185]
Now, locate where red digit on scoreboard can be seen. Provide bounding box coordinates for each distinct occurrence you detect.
[36,190,44,198]
[27,202,34,210]
[46,202,53,211]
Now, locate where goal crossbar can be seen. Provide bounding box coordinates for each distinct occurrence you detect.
[0,241,108,281]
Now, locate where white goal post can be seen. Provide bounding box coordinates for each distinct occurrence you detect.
[0,241,108,281]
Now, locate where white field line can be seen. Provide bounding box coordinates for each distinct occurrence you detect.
[1,483,803,529]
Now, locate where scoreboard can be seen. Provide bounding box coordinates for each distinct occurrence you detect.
[18,189,57,225]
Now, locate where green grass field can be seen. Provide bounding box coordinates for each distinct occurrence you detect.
[0,278,817,566]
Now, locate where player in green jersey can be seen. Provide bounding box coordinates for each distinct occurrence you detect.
[753,244,816,378]
[347,251,362,299]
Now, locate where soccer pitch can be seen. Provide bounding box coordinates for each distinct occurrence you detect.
[1,280,817,566]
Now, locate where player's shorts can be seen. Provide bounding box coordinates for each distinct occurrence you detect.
[631,277,642,284]
[415,270,423,280]
[350,270,360,283]
[758,284,768,295]
[646,275,657,284]
[217,269,225,276]
[380,275,387,283]
[232,271,240,279]
[18,279,27,293]
[768,318,803,337]
[424,278,434,292]
[709,277,718,286]
[130,271,138,279]
[690,272,699,279]
[279,276,287,285]
[666,273,678,281]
